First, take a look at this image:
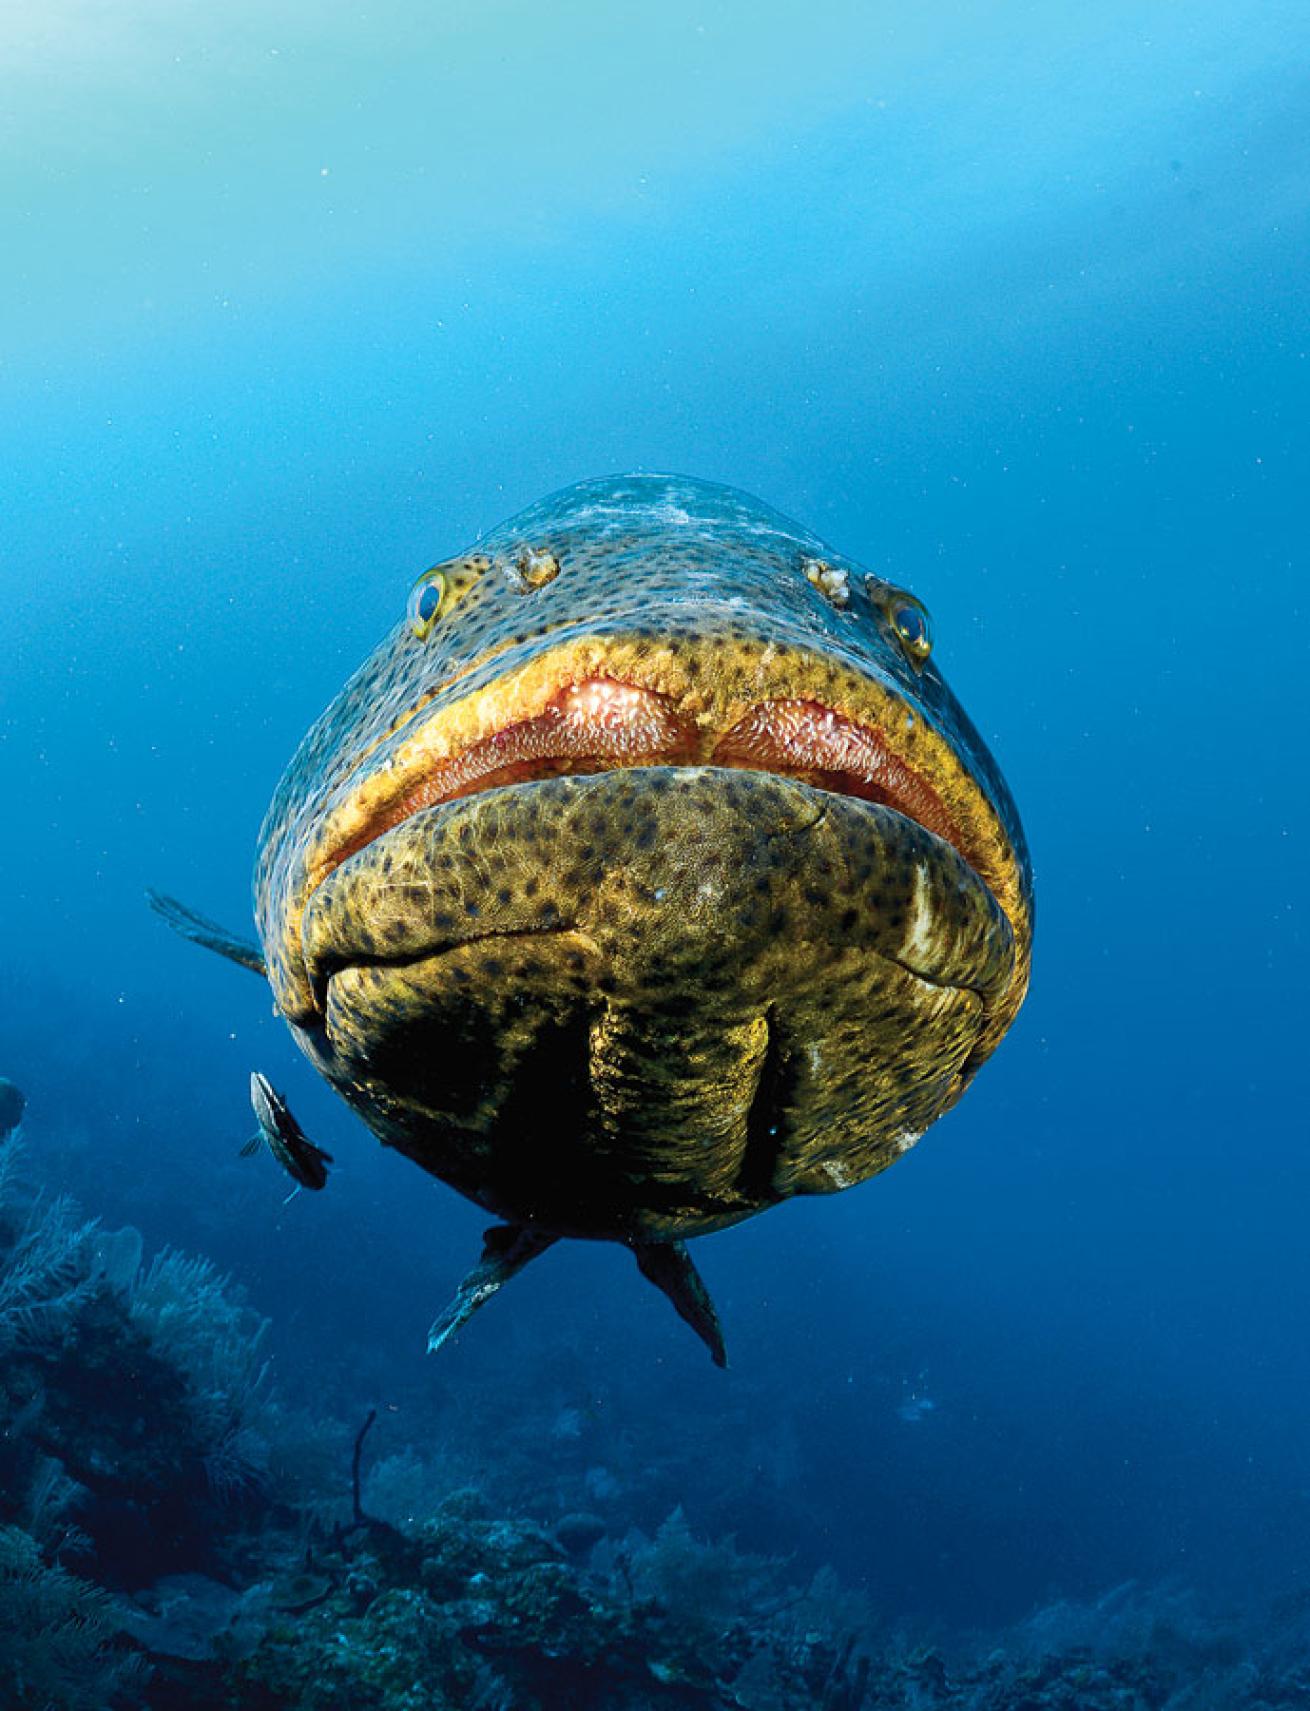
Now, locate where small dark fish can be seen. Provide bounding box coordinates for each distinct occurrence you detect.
[244,1071,332,1191]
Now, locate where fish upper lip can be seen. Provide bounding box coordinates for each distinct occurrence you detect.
[345,601,760,771]
[304,680,980,902]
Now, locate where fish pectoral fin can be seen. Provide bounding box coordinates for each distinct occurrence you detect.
[632,1240,728,1369]
[426,1224,559,1355]
[238,1134,262,1159]
[147,890,268,977]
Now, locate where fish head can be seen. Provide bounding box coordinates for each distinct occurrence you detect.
[256,475,1032,1239]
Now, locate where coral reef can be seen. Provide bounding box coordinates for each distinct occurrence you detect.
[225,1485,878,1711]
[3,1123,1310,1709]
[0,1128,282,1703]
[199,1484,1310,1710]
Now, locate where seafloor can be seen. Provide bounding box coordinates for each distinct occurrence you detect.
[1,1126,1306,1711]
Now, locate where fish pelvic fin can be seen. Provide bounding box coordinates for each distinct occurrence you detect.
[147,890,268,978]
[427,1224,559,1355]
[633,1240,728,1368]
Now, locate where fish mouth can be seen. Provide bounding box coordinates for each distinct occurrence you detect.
[309,677,980,902]
[280,641,1030,1050]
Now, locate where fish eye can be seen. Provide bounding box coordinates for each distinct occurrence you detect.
[406,570,447,640]
[891,598,932,664]
[867,577,933,668]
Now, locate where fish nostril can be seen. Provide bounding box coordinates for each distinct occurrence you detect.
[500,546,561,592]
[801,556,851,608]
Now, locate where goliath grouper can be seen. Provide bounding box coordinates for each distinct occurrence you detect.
[153,474,1032,1365]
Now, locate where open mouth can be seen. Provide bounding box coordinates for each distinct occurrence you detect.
[315,677,975,892]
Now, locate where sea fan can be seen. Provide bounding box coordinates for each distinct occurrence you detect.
[621,1506,784,1649]
[0,1524,150,1709]
[0,1136,97,1354]
[128,1248,274,1501]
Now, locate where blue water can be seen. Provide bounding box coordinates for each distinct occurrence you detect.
[3,0,1307,1634]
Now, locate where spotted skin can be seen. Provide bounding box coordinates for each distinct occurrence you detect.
[252,475,1032,1249]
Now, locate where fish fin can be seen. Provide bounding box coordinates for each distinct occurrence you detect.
[239,1134,262,1159]
[632,1240,728,1368]
[295,1138,334,1190]
[147,890,268,978]
[427,1224,559,1354]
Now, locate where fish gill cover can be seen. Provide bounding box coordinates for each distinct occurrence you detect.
[1,2,1307,1707]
